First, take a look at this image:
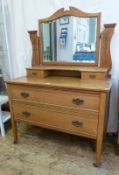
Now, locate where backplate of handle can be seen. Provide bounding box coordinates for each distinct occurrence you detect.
[72,120,83,127]
[72,98,84,105]
[20,92,29,98]
[22,111,31,117]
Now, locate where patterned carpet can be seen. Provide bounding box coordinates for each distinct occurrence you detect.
[0,123,119,175]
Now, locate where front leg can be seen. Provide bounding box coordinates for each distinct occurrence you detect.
[12,120,18,144]
[93,136,103,167]
[93,92,107,167]
[116,132,119,155]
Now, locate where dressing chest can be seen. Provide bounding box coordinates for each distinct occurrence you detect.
[7,7,116,166]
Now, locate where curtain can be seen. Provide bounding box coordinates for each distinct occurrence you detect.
[0,0,12,94]
[0,0,11,80]
[6,0,119,132]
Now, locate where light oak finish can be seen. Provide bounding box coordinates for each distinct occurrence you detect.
[7,7,115,167]
[27,69,48,78]
[95,93,107,166]
[7,76,111,92]
[27,66,109,80]
[12,101,98,139]
[10,85,100,111]
[7,76,110,166]
[28,31,40,66]
[100,24,116,68]
[81,72,107,80]
[27,65,109,72]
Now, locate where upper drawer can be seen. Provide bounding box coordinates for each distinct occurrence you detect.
[10,85,100,111]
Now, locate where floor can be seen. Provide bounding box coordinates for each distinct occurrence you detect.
[0,123,119,175]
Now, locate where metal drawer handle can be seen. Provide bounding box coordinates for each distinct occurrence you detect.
[32,72,37,76]
[89,74,96,79]
[20,92,29,98]
[72,120,83,127]
[22,111,31,117]
[72,98,84,105]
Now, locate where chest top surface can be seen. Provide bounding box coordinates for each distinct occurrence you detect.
[7,76,112,92]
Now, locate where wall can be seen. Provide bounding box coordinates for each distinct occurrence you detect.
[6,0,119,132]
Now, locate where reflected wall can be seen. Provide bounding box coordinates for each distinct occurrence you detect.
[41,16,97,63]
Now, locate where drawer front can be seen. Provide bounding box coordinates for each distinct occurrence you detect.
[27,69,48,78]
[82,72,106,80]
[12,102,98,138]
[11,85,100,111]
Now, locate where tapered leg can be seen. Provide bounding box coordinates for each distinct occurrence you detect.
[93,137,103,167]
[12,120,18,144]
[7,85,18,143]
[93,92,108,167]
[116,133,119,155]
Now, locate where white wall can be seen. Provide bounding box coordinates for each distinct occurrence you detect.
[6,0,119,132]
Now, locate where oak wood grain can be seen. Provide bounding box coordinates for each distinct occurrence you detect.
[10,85,100,111]
[81,72,107,80]
[7,76,112,92]
[100,23,116,68]
[27,65,109,72]
[12,101,98,139]
[28,31,40,66]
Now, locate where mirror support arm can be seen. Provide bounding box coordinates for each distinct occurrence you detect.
[100,23,116,68]
[28,31,40,66]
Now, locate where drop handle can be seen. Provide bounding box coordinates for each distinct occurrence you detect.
[72,120,83,127]
[22,111,31,117]
[72,98,84,105]
[32,72,37,76]
[20,92,29,98]
[89,74,96,79]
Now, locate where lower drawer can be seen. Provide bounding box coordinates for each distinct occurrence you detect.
[12,102,98,138]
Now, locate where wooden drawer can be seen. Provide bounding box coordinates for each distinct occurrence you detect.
[12,102,98,138]
[81,72,107,80]
[10,85,100,111]
[27,69,48,78]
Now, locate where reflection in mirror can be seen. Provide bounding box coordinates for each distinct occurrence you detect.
[41,16,97,63]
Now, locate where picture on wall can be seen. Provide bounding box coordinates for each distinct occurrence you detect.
[59,16,69,25]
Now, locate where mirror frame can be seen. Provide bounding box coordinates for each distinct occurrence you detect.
[39,7,101,66]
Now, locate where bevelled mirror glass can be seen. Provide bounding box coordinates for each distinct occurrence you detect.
[41,16,97,63]
[39,7,100,66]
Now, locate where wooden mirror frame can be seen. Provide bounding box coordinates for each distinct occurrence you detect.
[28,7,116,69]
[38,7,101,67]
